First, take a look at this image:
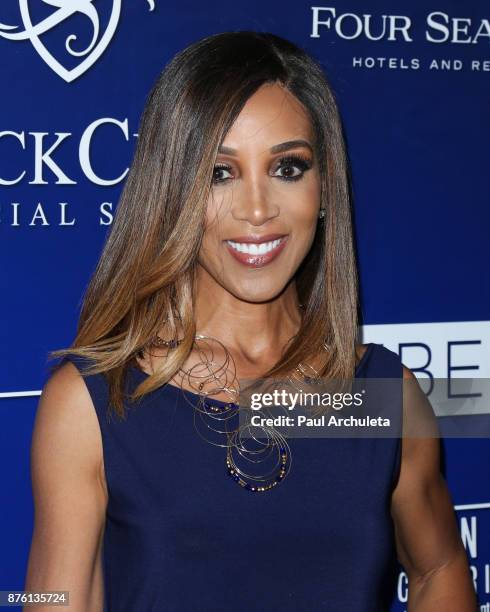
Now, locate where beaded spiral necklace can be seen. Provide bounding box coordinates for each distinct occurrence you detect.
[146,331,323,493]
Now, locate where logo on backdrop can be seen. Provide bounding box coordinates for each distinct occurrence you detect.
[310,7,490,73]
[0,0,155,82]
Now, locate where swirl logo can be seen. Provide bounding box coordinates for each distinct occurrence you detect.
[0,0,155,82]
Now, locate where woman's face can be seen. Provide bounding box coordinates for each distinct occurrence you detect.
[198,81,321,303]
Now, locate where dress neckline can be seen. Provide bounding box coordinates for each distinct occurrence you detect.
[129,342,377,406]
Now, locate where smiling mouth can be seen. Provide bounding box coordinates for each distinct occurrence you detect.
[224,235,289,268]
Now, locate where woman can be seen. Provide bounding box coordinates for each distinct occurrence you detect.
[25,31,476,611]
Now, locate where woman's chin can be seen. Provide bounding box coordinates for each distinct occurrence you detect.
[227,281,290,304]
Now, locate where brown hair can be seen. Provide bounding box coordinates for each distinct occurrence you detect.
[49,31,359,417]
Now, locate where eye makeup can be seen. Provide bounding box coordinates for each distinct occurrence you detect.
[211,152,314,185]
[273,154,313,182]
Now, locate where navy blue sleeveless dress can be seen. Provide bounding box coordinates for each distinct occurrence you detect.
[65,342,403,611]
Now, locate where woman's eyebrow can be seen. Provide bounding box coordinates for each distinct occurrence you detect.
[218,139,313,156]
[270,139,313,154]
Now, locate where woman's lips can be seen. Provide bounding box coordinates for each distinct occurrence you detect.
[224,235,288,268]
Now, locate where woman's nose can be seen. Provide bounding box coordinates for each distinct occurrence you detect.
[230,176,280,226]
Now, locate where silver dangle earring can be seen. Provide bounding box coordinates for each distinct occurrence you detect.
[318,208,326,219]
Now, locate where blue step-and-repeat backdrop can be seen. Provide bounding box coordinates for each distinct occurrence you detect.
[1,1,488,609]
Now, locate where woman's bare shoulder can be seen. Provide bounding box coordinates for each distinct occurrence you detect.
[25,361,107,606]
[39,361,98,428]
[33,361,107,494]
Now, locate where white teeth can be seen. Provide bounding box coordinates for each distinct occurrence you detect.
[227,238,283,255]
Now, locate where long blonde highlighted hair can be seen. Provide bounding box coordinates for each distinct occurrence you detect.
[49,31,359,417]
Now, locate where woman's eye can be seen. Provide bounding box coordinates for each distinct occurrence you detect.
[273,155,313,182]
[212,165,233,184]
[211,156,313,185]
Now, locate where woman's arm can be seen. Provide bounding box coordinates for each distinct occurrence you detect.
[390,367,478,611]
[24,362,108,611]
